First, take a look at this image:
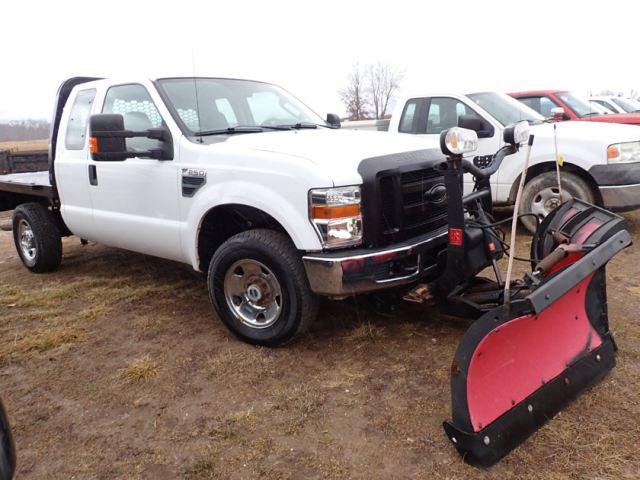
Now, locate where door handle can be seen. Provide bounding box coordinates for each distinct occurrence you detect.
[88,164,98,186]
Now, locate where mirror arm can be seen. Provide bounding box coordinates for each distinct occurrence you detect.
[463,144,519,179]
[92,149,171,162]
[92,128,167,141]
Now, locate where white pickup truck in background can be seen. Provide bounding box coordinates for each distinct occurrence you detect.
[0,76,461,346]
[385,92,640,231]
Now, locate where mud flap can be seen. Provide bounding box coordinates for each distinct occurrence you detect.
[443,218,631,468]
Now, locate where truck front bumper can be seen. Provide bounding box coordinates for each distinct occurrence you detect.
[590,162,640,212]
[302,226,448,297]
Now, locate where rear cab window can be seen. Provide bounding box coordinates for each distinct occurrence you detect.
[399,99,419,133]
[65,89,97,150]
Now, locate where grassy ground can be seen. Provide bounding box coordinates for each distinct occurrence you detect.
[0,210,639,479]
[0,140,48,153]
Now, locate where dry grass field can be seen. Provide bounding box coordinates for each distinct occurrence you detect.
[0,140,48,153]
[0,210,639,479]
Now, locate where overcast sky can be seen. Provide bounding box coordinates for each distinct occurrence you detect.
[1,0,638,121]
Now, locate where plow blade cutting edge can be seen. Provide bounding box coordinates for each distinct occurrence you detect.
[443,200,631,468]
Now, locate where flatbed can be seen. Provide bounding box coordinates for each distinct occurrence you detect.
[0,171,53,212]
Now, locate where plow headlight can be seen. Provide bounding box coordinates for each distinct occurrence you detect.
[309,186,363,248]
[440,127,478,156]
[607,141,640,163]
[503,121,530,146]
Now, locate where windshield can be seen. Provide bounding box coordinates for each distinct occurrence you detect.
[156,78,326,134]
[467,92,544,126]
[556,91,600,117]
[611,97,640,113]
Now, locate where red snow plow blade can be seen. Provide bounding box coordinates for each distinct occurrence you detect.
[443,199,631,468]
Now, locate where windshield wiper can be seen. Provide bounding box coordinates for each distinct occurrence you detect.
[275,122,321,130]
[195,126,265,136]
[582,112,600,117]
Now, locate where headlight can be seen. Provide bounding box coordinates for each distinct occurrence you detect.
[503,121,530,146]
[309,186,362,248]
[607,141,640,163]
[440,127,478,156]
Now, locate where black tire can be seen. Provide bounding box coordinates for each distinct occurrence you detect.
[207,229,319,346]
[520,171,594,234]
[12,203,62,273]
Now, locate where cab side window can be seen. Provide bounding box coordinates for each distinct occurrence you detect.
[102,84,164,152]
[65,89,97,150]
[399,99,418,133]
[520,96,561,117]
[425,97,471,134]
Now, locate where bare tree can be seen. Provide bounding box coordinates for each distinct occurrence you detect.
[0,120,50,142]
[366,62,404,119]
[339,65,370,120]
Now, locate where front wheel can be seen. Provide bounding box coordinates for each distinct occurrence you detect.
[520,172,594,234]
[208,229,319,346]
[12,203,62,273]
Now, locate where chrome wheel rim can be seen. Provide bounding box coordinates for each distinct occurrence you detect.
[17,219,36,261]
[530,187,571,220]
[223,259,283,329]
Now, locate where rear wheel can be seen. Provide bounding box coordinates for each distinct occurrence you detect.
[207,229,318,346]
[12,203,62,273]
[520,172,594,234]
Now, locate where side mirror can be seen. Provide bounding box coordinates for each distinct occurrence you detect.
[550,107,569,121]
[458,114,494,138]
[326,113,341,128]
[440,127,478,157]
[503,121,530,146]
[0,399,16,480]
[88,114,173,162]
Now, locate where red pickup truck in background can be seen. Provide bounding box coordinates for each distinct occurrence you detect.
[509,90,640,125]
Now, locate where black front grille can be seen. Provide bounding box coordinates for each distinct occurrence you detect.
[377,167,447,245]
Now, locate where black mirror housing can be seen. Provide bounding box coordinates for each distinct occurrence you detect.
[326,113,341,128]
[89,113,173,162]
[458,114,494,139]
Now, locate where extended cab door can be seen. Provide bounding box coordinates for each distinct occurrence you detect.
[54,87,97,239]
[87,83,184,262]
[397,96,501,196]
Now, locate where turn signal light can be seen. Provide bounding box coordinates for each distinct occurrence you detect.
[607,145,619,160]
[312,204,361,219]
[89,136,98,154]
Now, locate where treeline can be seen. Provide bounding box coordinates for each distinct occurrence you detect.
[0,120,50,142]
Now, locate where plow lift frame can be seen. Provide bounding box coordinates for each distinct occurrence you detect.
[428,120,632,468]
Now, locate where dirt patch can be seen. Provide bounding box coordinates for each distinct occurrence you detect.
[1,210,639,479]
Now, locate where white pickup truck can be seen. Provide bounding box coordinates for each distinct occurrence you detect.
[388,92,640,231]
[0,76,459,346]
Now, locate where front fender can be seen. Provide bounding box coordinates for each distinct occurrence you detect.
[184,181,324,270]
[496,137,602,202]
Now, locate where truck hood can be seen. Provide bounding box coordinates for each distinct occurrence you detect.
[530,120,640,144]
[221,129,440,185]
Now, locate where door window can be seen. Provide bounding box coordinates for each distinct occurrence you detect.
[425,98,472,134]
[102,84,165,152]
[517,96,561,118]
[65,89,97,150]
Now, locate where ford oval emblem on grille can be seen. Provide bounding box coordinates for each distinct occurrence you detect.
[424,184,447,205]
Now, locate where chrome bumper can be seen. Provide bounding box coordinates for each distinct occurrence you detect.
[302,227,448,297]
[600,183,640,211]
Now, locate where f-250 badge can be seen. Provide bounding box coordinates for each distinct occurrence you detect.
[181,168,207,197]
